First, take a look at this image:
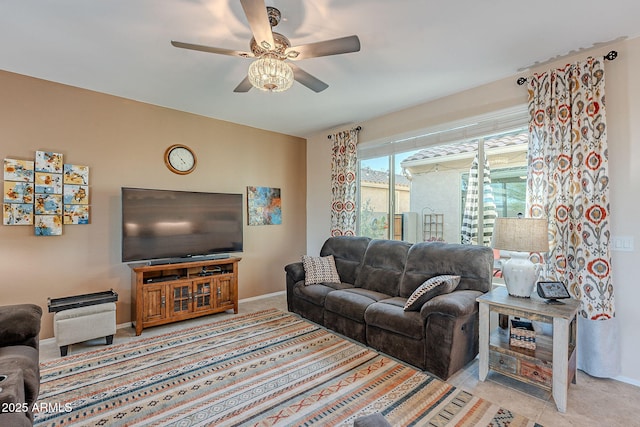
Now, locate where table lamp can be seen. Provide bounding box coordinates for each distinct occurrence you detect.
[492,217,549,297]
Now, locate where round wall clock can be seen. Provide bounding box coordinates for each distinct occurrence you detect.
[164,144,197,175]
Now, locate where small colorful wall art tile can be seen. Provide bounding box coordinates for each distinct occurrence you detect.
[3,159,34,225]
[35,194,62,215]
[63,164,90,225]
[35,151,63,174]
[64,205,89,225]
[247,186,281,226]
[35,214,62,236]
[4,159,34,182]
[63,164,89,185]
[34,151,63,235]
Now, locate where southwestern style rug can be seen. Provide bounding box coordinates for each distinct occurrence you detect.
[34,309,541,426]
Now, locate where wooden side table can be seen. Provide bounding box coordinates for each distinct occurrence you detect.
[477,286,580,412]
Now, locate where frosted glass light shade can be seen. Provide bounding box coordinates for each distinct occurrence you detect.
[248,57,294,92]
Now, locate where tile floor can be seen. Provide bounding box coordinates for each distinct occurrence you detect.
[40,293,640,426]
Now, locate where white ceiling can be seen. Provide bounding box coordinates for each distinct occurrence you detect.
[2,0,640,138]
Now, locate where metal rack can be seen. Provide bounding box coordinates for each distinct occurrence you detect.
[423,213,444,242]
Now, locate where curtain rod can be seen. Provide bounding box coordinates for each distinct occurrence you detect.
[328,126,361,139]
[516,50,618,86]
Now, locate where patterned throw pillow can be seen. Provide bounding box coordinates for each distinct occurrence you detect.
[302,255,341,286]
[403,275,461,311]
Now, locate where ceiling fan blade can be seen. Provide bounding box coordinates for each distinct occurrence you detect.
[240,0,275,51]
[289,63,329,93]
[233,76,253,93]
[287,35,361,60]
[171,40,253,58]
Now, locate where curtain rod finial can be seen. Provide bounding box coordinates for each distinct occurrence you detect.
[605,50,618,61]
[517,77,527,86]
[328,126,361,139]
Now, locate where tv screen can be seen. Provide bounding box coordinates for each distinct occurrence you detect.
[121,187,243,263]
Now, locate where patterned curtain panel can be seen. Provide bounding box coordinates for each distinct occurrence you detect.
[461,153,497,245]
[526,57,620,377]
[330,128,359,236]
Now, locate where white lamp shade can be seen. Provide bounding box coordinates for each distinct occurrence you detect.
[492,218,549,253]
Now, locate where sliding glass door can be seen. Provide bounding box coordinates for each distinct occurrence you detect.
[358,130,528,246]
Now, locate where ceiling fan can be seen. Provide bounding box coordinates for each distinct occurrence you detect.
[171,0,360,93]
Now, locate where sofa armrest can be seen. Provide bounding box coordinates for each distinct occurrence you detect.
[419,290,483,319]
[284,262,305,284]
[0,304,42,349]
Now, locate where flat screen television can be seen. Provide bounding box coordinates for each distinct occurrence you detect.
[121,187,243,263]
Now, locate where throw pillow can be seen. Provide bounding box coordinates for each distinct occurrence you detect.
[302,255,341,286]
[403,275,461,311]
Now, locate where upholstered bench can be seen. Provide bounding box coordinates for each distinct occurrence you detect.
[53,302,116,356]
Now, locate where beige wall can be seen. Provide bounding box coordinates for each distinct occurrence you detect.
[307,37,640,384]
[0,70,307,339]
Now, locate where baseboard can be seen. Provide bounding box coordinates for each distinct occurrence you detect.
[41,291,288,343]
[615,375,640,388]
[238,290,286,303]
[40,336,56,346]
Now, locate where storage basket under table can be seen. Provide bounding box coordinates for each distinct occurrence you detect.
[510,319,536,350]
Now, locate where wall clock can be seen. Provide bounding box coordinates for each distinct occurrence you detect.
[164,144,197,175]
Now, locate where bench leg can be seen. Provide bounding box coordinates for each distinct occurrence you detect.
[106,335,114,345]
[59,345,69,357]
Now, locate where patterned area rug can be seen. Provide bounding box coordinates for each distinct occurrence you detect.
[35,309,541,426]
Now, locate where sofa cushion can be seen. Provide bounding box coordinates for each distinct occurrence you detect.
[302,255,341,285]
[325,289,384,322]
[399,242,494,296]
[365,298,424,340]
[320,236,371,284]
[293,282,354,307]
[404,275,460,311]
[342,288,391,302]
[354,239,411,295]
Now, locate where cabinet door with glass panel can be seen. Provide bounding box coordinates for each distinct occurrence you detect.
[193,278,215,312]
[169,281,192,317]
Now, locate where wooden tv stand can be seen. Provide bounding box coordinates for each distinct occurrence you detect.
[130,257,240,335]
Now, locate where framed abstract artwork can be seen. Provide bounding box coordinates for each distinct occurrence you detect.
[247,186,282,226]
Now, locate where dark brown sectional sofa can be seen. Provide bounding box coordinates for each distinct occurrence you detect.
[285,236,494,380]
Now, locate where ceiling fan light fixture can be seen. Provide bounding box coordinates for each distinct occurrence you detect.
[248,56,294,92]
